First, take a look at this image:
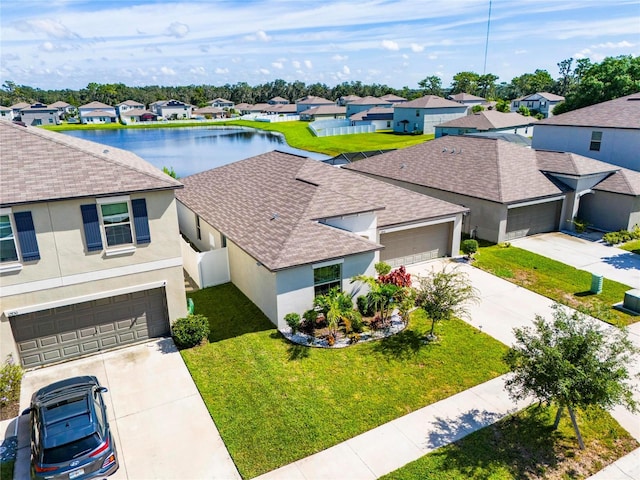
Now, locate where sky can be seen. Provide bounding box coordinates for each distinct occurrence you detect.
[1,0,639,91]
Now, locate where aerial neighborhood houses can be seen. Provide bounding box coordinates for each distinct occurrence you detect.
[1,91,638,354]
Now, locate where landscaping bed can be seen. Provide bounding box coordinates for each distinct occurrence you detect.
[473,245,637,326]
[381,404,639,479]
[181,283,509,479]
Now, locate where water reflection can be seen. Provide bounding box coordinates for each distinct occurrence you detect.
[62,127,328,177]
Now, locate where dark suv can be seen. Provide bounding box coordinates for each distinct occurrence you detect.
[24,376,119,480]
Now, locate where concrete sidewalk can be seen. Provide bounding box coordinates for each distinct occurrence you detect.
[256,259,640,480]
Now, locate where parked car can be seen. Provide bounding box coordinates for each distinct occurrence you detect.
[23,376,118,480]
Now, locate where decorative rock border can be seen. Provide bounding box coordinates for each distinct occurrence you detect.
[280,313,407,348]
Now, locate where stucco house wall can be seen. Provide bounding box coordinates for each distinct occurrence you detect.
[532,125,640,171]
[0,190,186,361]
[393,106,467,134]
[579,190,640,231]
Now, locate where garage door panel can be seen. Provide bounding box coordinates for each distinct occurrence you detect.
[506,201,561,240]
[381,223,451,267]
[10,288,169,368]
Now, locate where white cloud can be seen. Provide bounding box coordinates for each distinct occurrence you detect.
[381,39,399,51]
[160,66,176,75]
[402,54,409,59]
[591,40,634,48]
[231,57,242,64]
[427,53,437,60]
[215,67,229,74]
[246,30,271,42]
[514,49,527,55]
[190,66,206,74]
[292,60,301,69]
[259,68,270,74]
[304,60,312,69]
[332,54,348,61]
[342,65,350,74]
[21,18,79,39]
[410,43,424,52]
[164,22,189,38]
[272,61,284,69]
[42,42,55,51]
[144,45,162,54]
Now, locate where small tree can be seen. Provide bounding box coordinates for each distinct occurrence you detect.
[461,239,478,259]
[415,266,479,339]
[374,261,392,276]
[504,305,639,450]
[471,104,484,113]
[284,313,301,334]
[518,105,531,116]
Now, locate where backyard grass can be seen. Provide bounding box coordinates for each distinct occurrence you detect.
[381,404,639,480]
[0,461,14,480]
[44,120,432,156]
[181,283,509,479]
[620,239,640,254]
[473,245,636,326]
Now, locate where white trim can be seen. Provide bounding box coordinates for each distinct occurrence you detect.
[379,216,456,234]
[507,196,565,209]
[0,263,22,274]
[312,259,344,269]
[0,207,12,215]
[4,280,167,317]
[0,256,182,297]
[96,195,130,204]
[104,245,136,257]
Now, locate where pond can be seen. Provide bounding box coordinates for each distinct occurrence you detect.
[62,127,329,177]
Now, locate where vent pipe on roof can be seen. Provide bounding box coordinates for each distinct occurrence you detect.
[442,147,447,152]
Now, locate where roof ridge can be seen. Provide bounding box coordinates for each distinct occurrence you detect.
[23,125,180,188]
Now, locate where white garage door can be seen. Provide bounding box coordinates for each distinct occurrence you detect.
[10,288,169,368]
[506,201,562,241]
[380,223,451,267]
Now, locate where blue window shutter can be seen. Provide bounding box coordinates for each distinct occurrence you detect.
[13,211,40,261]
[131,198,151,244]
[81,204,103,251]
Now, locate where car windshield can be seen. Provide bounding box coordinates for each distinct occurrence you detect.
[43,433,101,464]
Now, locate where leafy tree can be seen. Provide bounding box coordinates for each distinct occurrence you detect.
[471,104,484,113]
[553,55,640,115]
[477,73,499,98]
[162,166,178,178]
[415,266,479,339]
[504,305,639,450]
[313,287,360,336]
[418,75,443,96]
[555,58,574,96]
[495,99,511,112]
[509,69,555,98]
[518,105,531,116]
[450,71,480,95]
[461,239,478,259]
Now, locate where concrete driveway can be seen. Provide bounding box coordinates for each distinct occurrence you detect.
[510,232,640,289]
[9,338,241,480]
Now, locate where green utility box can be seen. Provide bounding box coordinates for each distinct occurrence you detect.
[590,274,603,294]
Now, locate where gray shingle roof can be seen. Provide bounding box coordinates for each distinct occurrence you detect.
[536,151,620,176]
[537,92,640,129]
[300,105,346,116]
[79,101,113,109]
[117,100,144,107]
[49,101,72,108]
[0,122,182,206]
[395,95,466,109]
[593,168,640,196]
[522,92,565,102]
[437,111,537,130]
[347,96,392,106]
[297,96,335,105]
[379,94,407,102]
[344,136,568,204]
[449,93,485,102]
[176,151,465,271]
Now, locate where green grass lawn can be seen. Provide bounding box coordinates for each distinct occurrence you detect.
[181,283,509,479]
[44,120,432,156]
[473,245,636,326]
[620,239,640,254]
[381,404,639,479]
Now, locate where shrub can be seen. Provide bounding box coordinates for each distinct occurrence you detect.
[461,239,479,258]
[572,218,590,233]
[0,355,23,412]
[300,309,318,335]
[284,313,301,333]
[369,315,385,331]
[356,295,375,317]
[379,266,412,287]
[171,314,210,349]
[603,232,621,245]
[348,333,361,344]
[374,261,392,276]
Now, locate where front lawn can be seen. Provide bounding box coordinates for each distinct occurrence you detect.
[473,245,636,326]
[181,283,508,479]
[381,404,639,479]
[620,239,640,254]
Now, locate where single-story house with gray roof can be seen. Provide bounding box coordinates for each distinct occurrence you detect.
[345,136,628,243]
[436,110,537,138]
[175,150,467,329]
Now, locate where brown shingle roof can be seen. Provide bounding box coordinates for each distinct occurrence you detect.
[536,151,620,176]
[297,96,335,105]
[537,92,640,129]
[438,111,537,130]
[176,151,465,271]
[117,100,144,107]
[379,94,407,102]
[79,101,113,109]
[0,122,181,206]
[49,101,72,108]
[347,96,392,106]
[395,95,466,109]
[344,136,566,204]
[593,168,640,196]
[300,105,346,116]
[449,93,485,102]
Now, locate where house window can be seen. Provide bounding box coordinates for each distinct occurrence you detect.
[386,121,391,128]
[416,110,420,117]
[100,201,133,247]
[196,215,202,240]
[0,214,18,263]
[513,101,519,107]
[221,234,227,248]
[313,263,342,296]
[0,209,40,264]
[590,131,603,151]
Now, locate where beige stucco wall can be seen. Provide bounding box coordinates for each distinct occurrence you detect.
[0,190,187,362]
[580,191,640,231]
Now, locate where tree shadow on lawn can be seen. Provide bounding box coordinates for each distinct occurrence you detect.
[426,405,564,479]
[372,329,425,360]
